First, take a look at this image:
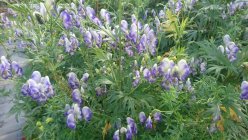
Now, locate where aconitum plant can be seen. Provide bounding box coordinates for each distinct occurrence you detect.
[240,81,248,100]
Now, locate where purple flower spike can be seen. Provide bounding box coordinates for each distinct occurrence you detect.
[139,112,146,124]
[126,117,137,135]
[177,59,190,81]
[143,68,151,80]
[11,61,23,76]
[145,116,153,129]
[153,112,162,122]
[27,79,40,99]
[68,72,80,90]
[67,114,76,129]
[72,89,82,105]
[82,106,92,122]
[240,81,248,100]
[113,130,120,140]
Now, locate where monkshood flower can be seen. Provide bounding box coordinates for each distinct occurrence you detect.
[153,112,162,122]
[126,117,137,135]
[82,106,92,122]
[21,71,54,102]
[68,72,80,90]
[84,31,93,47]
[58,33,79,55]
[11,61,23,76]
[175,0,182,13]
[67,114,76,129]
[60,10,72,29]
[200,62,206,73]
[86,6,102,26]
[145,116,153,129]
[139,112,146,124]
[81,73,89,83]
[100,9,111,25]
[113,130,120,140]
[126,125,133,140]
[240,81,248,100]
[132,70,140,87]
[185,0,197,9]
[72,89,83,105]
[221,35,239,62]
[65,104,92,129]
[177,59,191,81]
[0,56,12,79]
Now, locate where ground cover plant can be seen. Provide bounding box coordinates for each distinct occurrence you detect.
[0,0,248,139]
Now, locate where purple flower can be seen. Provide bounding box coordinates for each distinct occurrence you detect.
[67,114,76,129]
[100,9,111,24]
[113,130,120,140]
[126,117,137,135]
[146,29,157,55]
[223,35,231,46]
[11,61,23,76]
[72,89,82,105]
[125,46,134,56]
[84,31,93,47]
[27,79,40,99]
[21,83,29,96]
[82,106,92,122]
[120,20,128,33]
[68,72,80,90]
[86,6,96,19]
[131,14,137,23]
[145,116,153,129]
[41,76,54,97]
[177,59,190,81]
[132,70,140,87]
[31,71,41,83]
[90,30,102,47]
[129,23,138,43]
[0,56,12,79]
[200,62,206,73]
[60,11,72,29]
[126,125,133,140]
[175,0,182,13]
[240,81,248,100]
[139,112,146,124]
[81,73,89,83]
[153,112,162,122]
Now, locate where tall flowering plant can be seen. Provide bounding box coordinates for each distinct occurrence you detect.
[2,0,248,139]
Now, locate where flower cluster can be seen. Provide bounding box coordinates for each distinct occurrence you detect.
[113,117,138,140]
[240,81,248,100]
[139,111,162,129]
[67,72,89,93]
[58,33,79,55]
[21,71,54,102]
[139,58,191,91]
[228,1,248,15]
[0,56,23,79]
[64,103,92,129]
[218,35,239,62]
